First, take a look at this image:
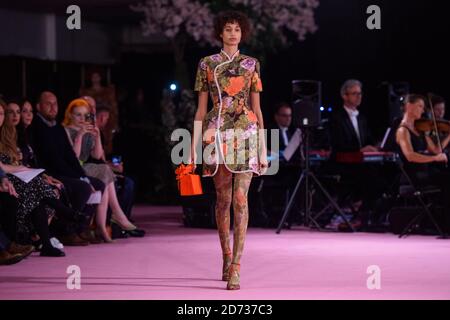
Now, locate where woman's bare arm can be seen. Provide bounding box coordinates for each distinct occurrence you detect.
[250,92,268,168]
[425,135,442,154]
[397,127,444,163]
[0,161,30,173]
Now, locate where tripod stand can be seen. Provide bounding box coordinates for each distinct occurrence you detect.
[276,126,355,234]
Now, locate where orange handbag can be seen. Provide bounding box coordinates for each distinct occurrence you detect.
[175,164,203,196]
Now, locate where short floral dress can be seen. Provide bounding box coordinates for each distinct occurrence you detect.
[194,50,263,177]
[0,153,57,238]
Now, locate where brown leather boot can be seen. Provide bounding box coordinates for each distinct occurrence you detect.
[8,242,35,258]
[0,250,23,265]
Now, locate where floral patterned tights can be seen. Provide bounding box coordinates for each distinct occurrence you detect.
[213,164,253,264]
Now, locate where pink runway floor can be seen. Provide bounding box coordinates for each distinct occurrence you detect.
[1,205,450,300]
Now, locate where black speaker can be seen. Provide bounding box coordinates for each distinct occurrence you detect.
[292,80,322,127]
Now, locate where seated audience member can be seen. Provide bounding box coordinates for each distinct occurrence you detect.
[89,101,137,224]
[0,167,34,263]
[29,91,105,244]
[15,98,39,167]
[6,98,91,242]
[0,100,65,256]
[63,98,144,241]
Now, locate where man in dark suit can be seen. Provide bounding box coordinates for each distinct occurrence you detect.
[328,80,382,229]
[329,80,378,157]
[30,91,105,245]
[268,102,302,163]
[264,103,303,227]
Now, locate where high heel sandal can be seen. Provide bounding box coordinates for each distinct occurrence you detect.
[222,253,232,281]
[226,263,240,290]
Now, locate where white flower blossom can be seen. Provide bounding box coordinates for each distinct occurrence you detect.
[131,0,319,46]
[131,0,216,45]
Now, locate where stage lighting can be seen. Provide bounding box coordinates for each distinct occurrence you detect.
[170,83,177,91]
[320,106,325,112]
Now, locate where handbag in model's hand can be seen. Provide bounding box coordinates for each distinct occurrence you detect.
[175,164,203,196]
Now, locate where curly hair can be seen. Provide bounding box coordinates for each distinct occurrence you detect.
[213,10,251,43]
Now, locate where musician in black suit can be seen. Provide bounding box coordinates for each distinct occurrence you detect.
[268,102,302,164]
[328,80,383,229]
[329,79,377,157]
[263,102,303,227]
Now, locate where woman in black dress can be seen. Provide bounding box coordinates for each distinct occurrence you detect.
[396,94,450,235]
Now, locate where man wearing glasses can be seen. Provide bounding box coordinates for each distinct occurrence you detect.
[271,102,302,163]
[328,79,381,231]
[329,79,378,156]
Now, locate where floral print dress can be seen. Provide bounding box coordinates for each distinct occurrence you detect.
[194,50,263,177]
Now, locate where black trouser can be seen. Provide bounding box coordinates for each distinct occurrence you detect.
[0,193,19,241]
[58,176,92,212]
[31,203,54,249]
[330,162,387,212]
[54,176,105,235]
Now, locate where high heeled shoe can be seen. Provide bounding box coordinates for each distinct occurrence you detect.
[227,263,240,290]
[222,253,232,281]
[110,217,137,232]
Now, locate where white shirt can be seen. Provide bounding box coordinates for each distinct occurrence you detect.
[344,105,361,145]
[280,126,289,147]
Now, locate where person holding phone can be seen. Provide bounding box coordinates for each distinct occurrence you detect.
[63,99,143,242]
